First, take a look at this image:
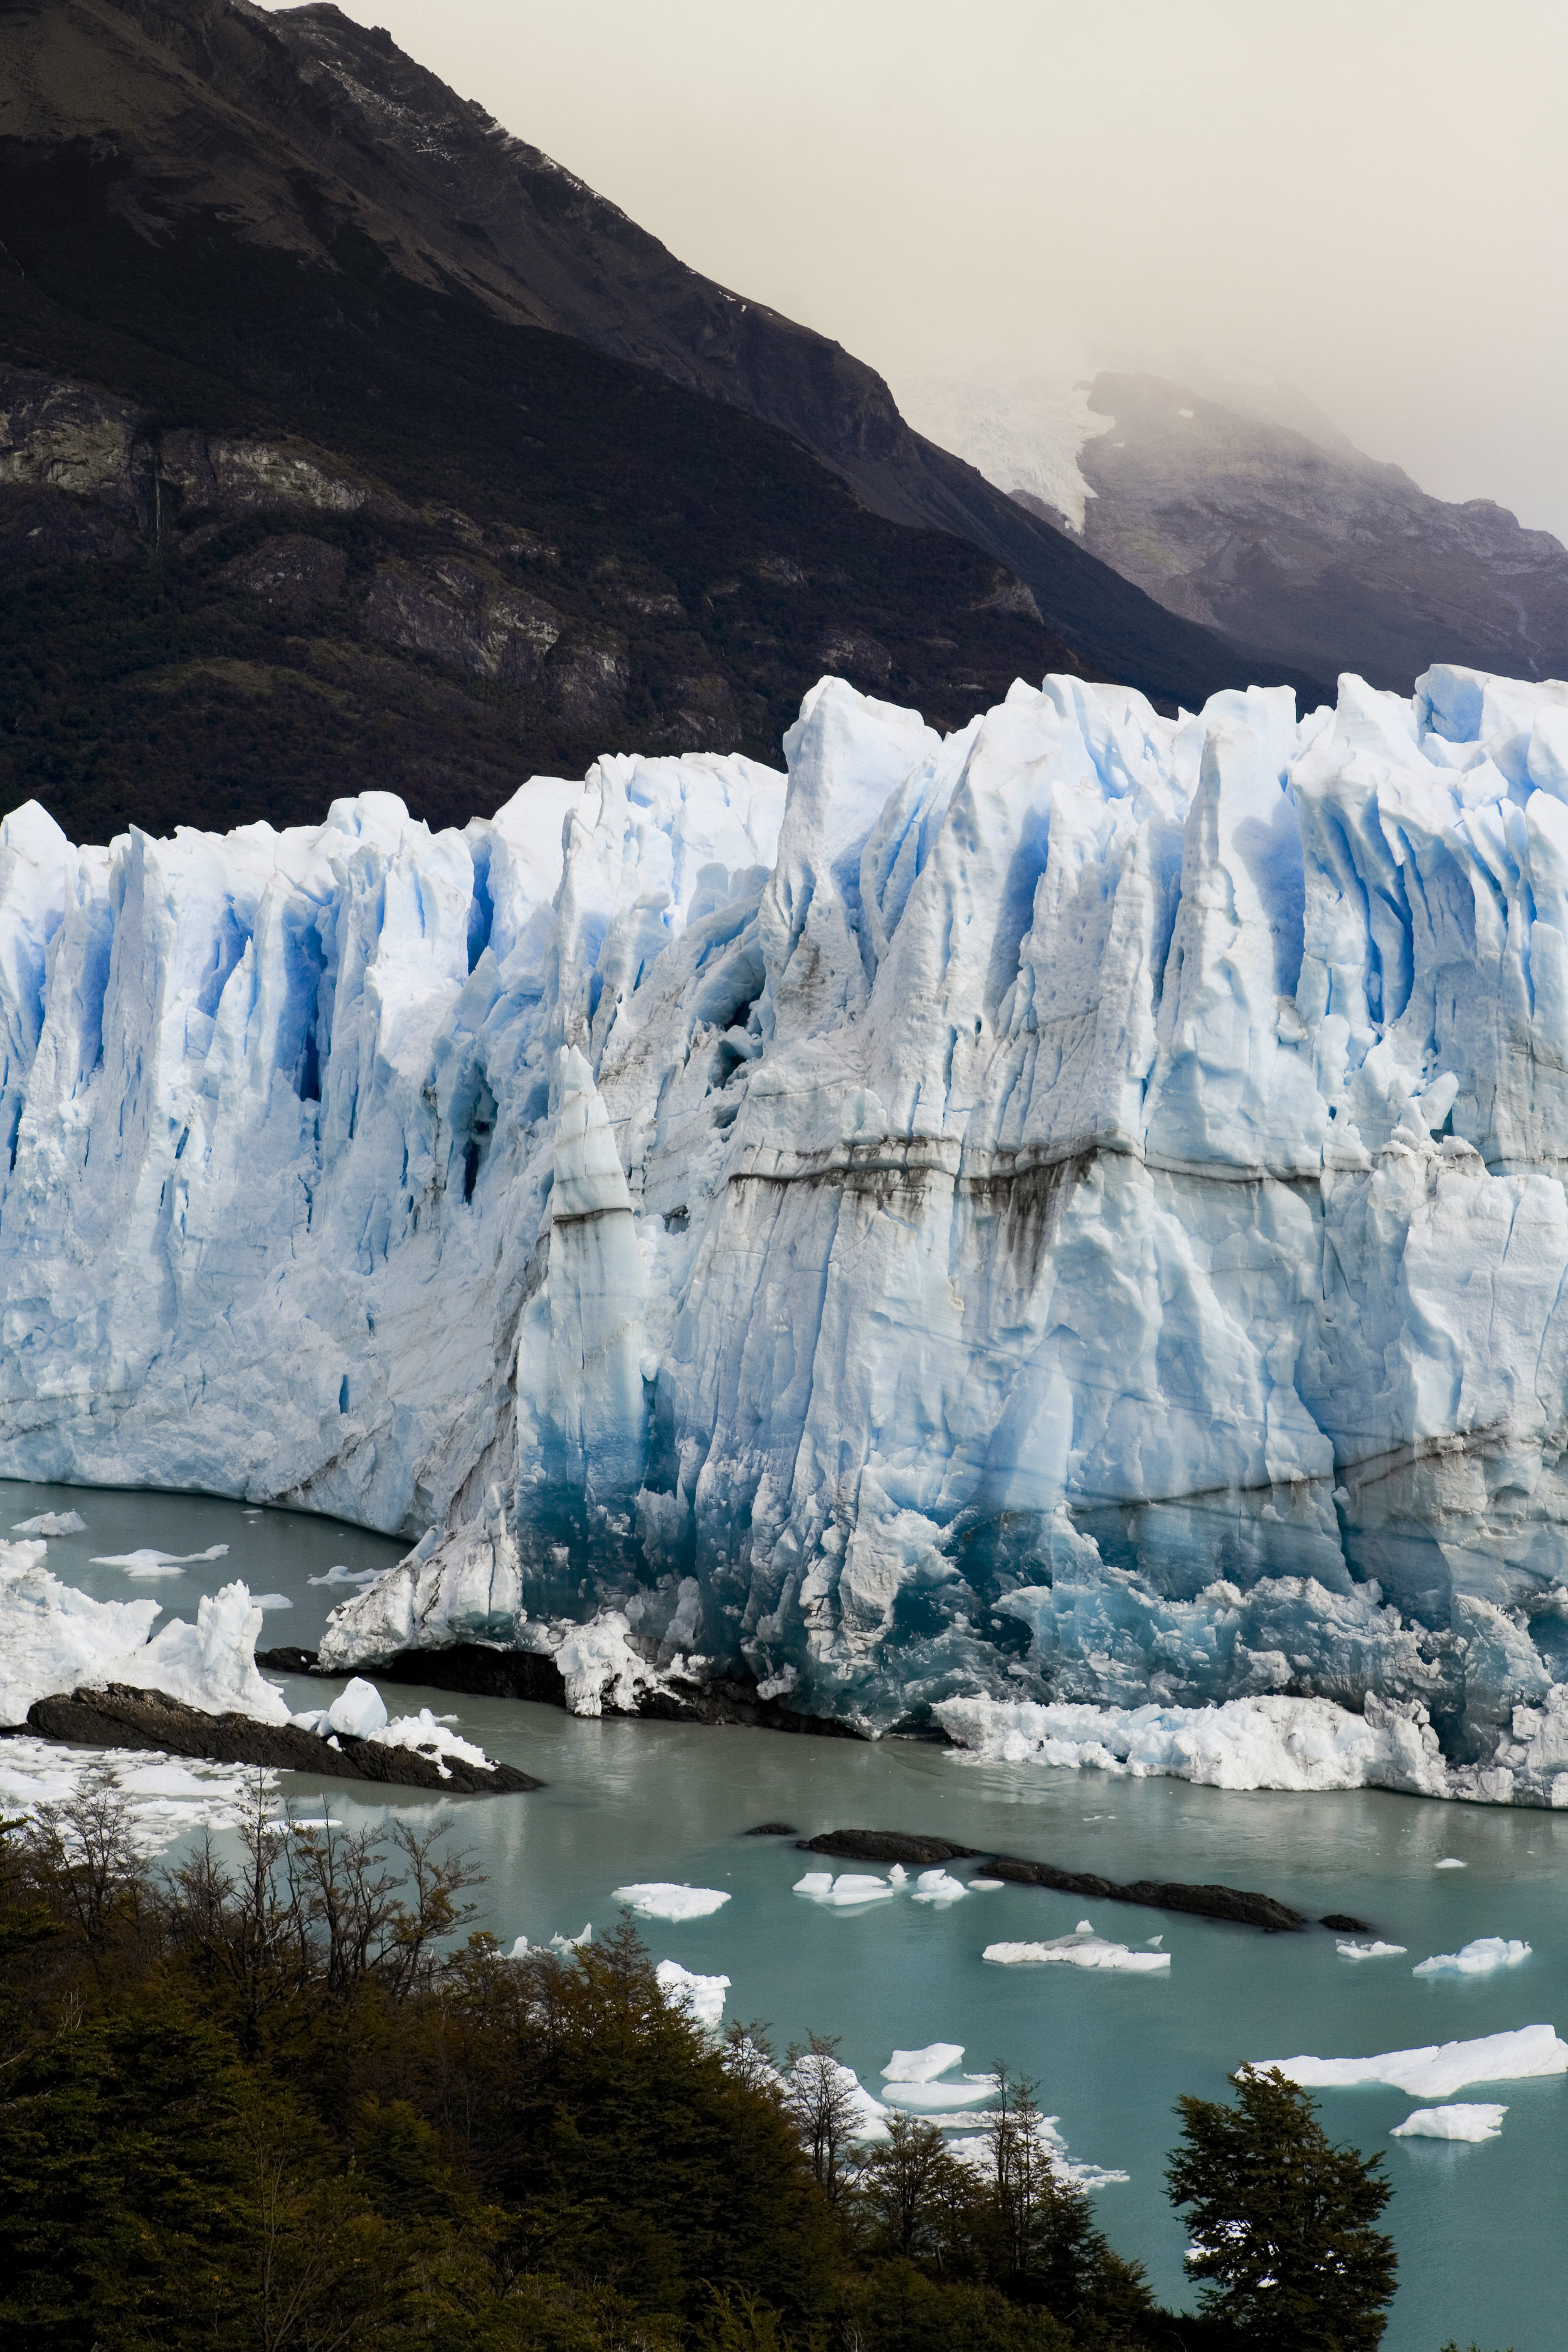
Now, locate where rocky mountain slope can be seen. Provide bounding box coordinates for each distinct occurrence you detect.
[907,368,1568,695]
[0,0,1320,842]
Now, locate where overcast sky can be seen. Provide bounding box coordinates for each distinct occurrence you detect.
[272,0,1568,538]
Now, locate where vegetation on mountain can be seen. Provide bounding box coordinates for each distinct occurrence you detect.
[0,1764,1417,2351]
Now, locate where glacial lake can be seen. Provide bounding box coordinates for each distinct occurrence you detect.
[8,1475,1565,2351]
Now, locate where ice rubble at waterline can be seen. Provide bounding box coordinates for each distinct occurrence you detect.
[0,1544,494,1775]
[11,664,1568,1799]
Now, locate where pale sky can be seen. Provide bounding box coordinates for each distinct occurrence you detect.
[268,0,1568,539]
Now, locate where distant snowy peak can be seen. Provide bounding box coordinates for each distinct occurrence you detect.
[895,372,1110,532]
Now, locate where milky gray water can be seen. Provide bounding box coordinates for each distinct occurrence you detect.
[12,1477,1563,2349]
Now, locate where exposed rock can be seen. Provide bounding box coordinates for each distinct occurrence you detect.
[817,627,891,684]
[800,1829,982,1866]
[363,563,562,682]
[218,533,348,618]
[1320,1911,1374,1934]
[552,642,629,728]
[743,1821,798,1835]
[983,1853,1303,1934]
[0,485,135,568]
[27,1683,541,1794]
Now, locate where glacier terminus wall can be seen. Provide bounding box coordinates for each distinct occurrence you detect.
[7,664,1568,1800]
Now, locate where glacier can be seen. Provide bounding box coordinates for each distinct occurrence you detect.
[7,664,1568,1798]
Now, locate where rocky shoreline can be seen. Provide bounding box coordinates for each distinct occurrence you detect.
[24,1683,541,1795]
[259,1644,868,1739]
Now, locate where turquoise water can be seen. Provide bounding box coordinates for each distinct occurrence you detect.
[12,1477,1565,2350]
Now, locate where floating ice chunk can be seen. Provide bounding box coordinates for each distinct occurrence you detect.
[252,1592,293,1611]
[90,1544,231,1576]
[308,1564,384,1587]
[1413,1937,1530,1977]
[888,1864,908,1886]
[508,1934,530,1958]
[1075,1917,1094,1932]
[984,1934,1172,1974]
[1337,1941,1407,1960]
[882,2074,1000,2111]
[370,1705,494,1774]
[327,1678,389,1739]
[883,2043,966,2082]
[0,1734,271,1851]
[1254,2025,1568,2099]
[968,1878,1004,1890]
[656,1957,731,2032]
[1390,2103,1507,2142]
[912,1869,967,1903]
[1147,1936,1163,1947]
[792,1871,896,1906]
[11,1511,87,1536]
[1434,1858,1468,1868]
[613,1882,731,1920]
[551,1922,591,1953]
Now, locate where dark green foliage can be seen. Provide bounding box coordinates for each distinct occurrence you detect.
[0,1771,1426,2351]
[1167,2065,1398,2350]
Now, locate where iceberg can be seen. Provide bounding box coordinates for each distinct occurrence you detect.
[882,2042,967,2081]
[983,1932,1172,1974]
[13,669,1568,1796]
[655,1957,731,2032]
[1337,1941,1407,1960]
[793,1871,897,1906]
[1390,2102,1507,2142]
[1412,1936,1531,1977]
[612,1882,731,1921]
[11,1510,86,1536]
[1254,2024,1568,2098]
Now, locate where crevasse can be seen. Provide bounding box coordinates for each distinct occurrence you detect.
[8,667,1568,1801]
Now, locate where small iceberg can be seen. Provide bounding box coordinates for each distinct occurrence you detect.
[911,1868,967,1904]
[1413,1937,1530,1978]
[91,1544,230,1576]
[968,1877,1004,1890]
[1253,2024,1568,2099]
[882,2043,966,2082]
[881,2075,999,2112]
[1337,1940,1407,1961]
[793,1870,897,1906]
[655,1957,731,2032]
[1391,2103,1507,2143]
[252,1592,293,1611]
[1433,1857,1468,1869]
[613,1882,731,1920]
[308,1564,384,1587]
[12,1511,87,1537]
[984,1930,1171,1974]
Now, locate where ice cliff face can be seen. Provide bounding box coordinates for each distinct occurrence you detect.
[9,665,1568,1794]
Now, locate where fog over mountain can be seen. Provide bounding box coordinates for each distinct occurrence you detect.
[901,369,1568,696]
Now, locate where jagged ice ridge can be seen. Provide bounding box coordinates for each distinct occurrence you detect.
[6,665,1568,1799]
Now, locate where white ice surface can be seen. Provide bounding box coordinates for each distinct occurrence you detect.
[327,1677,389,1738]
[793,1870,898,1906]
[0,1734,272,1850]
[983,1932,1172,1974]
[1412,1936,1531,1977]
[612,1882,731,1920]
[655,1957,731,2032]
[91,1545,230,1575]
[1435,1858,1468,1868]
[11,1510,86,1535]
[881,2075,1000,2111]
[882,2043,967,2082]
[16,672,1568,1794]
[1255,2024,1568,2097]
[1390,2102,1507,2141]
[1337,1941,1408,1960]
[911,1868,967,1903]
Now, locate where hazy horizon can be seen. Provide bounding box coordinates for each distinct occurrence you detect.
[263,0,1568,541]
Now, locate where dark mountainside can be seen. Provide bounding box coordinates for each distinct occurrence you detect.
[0,0,1318,842]
[1052,371,1568,693]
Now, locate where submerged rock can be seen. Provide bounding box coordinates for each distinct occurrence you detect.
[26,1683,540,1794]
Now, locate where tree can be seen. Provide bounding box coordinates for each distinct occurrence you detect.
[785,2033,862,2209]
[854,2112,967,2264]
[1167,2064,1397,2350]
